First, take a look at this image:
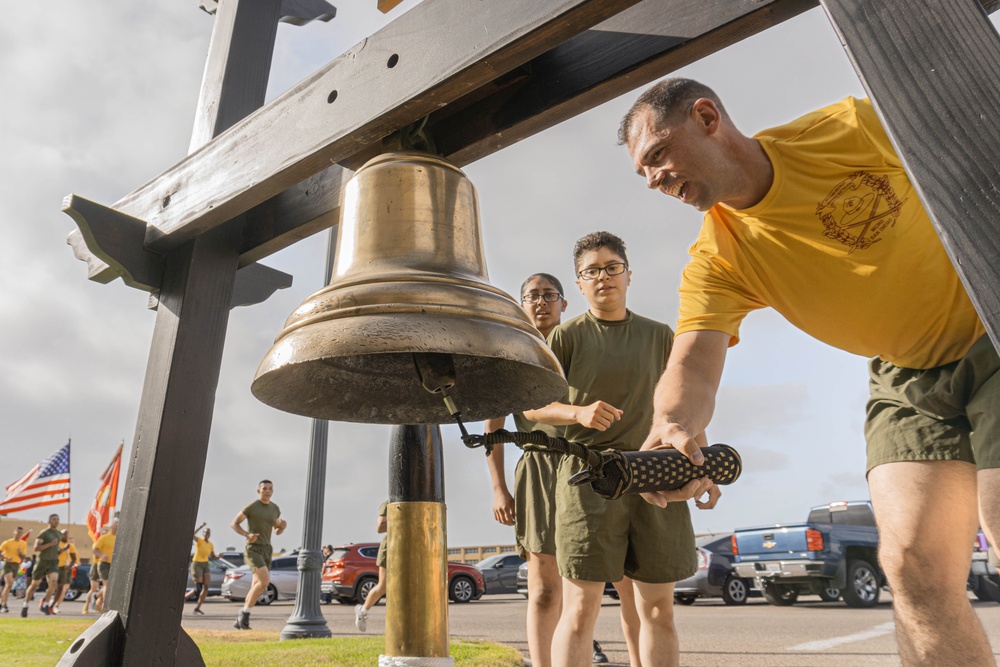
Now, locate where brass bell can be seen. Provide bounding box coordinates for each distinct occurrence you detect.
[251,152,567,424]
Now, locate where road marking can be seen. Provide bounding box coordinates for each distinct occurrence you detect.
[787,621,896,651]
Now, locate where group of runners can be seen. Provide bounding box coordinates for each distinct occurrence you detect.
[0,514,116,617]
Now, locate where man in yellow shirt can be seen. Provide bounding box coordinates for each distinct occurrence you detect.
[93,521,117,608]
[186,522,217,615]
[620,77,996,666]
[0,527,26,613]
[52,531,78,615]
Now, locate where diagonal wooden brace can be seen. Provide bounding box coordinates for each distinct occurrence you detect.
[64,195,292,309]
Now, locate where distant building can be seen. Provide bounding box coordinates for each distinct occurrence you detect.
[447,544,518,565]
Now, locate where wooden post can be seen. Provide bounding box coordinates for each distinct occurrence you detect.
[59,1,295,664]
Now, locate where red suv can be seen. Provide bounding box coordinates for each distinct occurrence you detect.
[321,542,485,604]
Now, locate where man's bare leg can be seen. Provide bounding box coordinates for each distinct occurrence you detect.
[526,553,562,667]
[0,573,13,608]
[633,580,678,667]
[612,577,642,667]
[869,461,994,666]
[552,578,604,667]
[195,573,210,612]
[245,567,270,610]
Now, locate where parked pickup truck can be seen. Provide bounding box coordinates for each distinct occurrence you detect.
[731,500,884,608]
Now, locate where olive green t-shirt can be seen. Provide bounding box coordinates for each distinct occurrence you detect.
[242,500,281,547]
[37,528,62,562]
[548,310,673,451]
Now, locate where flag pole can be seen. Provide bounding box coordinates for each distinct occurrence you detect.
[67,438,71,525]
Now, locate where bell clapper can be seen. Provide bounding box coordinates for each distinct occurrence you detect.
[412,352,491,455]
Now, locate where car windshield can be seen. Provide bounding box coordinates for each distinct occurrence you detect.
[476,554,504,569]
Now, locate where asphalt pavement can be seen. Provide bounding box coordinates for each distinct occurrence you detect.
[39,591,1000,666]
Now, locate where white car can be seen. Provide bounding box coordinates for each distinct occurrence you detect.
[221,554,300,605]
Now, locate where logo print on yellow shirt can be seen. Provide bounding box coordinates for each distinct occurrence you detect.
[815,172,906,254]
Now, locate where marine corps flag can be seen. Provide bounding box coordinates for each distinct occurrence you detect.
[87,444,122,542]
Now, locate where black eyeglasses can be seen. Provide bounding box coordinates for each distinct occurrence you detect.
[521,292,563,304]
[577,262,627,280]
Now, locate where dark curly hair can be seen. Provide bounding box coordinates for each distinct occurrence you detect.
[573,232,628,272]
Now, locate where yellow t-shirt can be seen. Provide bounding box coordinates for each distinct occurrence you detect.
[94,534,116,564]
[57,543,78,568]
[678,97,984,369]
[193,537,214,563]
[0,538,23,563]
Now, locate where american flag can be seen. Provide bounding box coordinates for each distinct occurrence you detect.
[0,443,70,514]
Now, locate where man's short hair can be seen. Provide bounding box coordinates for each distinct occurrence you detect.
[617,77,729,146]
[573,232,629,272]
[15,526,22,531]
[49,513,60,520]
[520,273,564,297]
[258,479,273,488]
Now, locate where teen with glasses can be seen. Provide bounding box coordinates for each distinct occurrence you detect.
[524,232,719,667]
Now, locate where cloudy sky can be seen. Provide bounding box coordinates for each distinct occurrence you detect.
[3,2,994,555]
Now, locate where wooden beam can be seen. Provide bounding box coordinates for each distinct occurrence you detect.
[243,0,817,262]
[105,0,638,251]
[820,0,1000,348]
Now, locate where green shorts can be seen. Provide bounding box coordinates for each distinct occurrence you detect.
[866,335,1000,472]
[555,454,696,584]
[98,561,112,581]
[58,566,72,585]
[89,562,101,581]
[3,561,20,577]
[245,543,273,571]
[376,537,387,568]
[32,559,59,581]
[191,560,210,580]
[514,449,559,557]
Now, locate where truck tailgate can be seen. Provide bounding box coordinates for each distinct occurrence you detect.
[735,525,812,560]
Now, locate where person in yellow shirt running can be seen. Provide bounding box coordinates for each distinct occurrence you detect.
[51,531,78,615]
[82,529,103,615]
[620,77,998,666]
[93,521,117,609]
[186,522,217,615]
[0,527,27,613]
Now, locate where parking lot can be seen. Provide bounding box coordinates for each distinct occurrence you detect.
[135,591,1000,666]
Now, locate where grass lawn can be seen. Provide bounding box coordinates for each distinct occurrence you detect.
[0,619,524,666]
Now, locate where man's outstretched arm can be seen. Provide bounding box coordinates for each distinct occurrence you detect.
[641,330,730,506]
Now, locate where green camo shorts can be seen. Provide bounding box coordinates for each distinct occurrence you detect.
[98,561,112,580]
[376,536,387,568]
[32,559,59,581]
[866,335,1000,472]
[514,449,560,558]
[58,566,72,585]
[191,560,210,580]
[555,454,696,584]
[3,561,20,577]
[244,543,273,571]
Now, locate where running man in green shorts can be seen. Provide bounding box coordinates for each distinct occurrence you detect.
[21,514,62,617]
[485,272,614,666]
[525,232,719,667]
[231,479,286,630]
[0,527,26,613]
[354,500,388,632]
